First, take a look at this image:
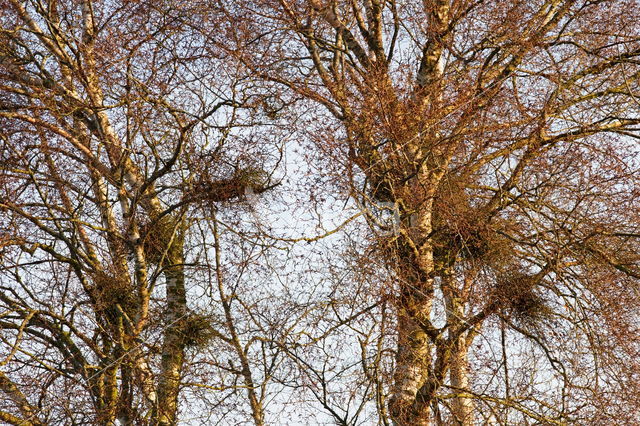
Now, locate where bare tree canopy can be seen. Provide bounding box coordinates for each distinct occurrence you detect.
[2,0,640,425]
[0,1,283,424]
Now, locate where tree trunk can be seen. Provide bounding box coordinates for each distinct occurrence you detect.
[449,343,474,426]
[156,225,186,425]
[444,273,474,426]
[389,205,438,425]
[389,309,434,425]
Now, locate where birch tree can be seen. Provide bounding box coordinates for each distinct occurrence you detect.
[0,0,281,424]
[217,0,640,424]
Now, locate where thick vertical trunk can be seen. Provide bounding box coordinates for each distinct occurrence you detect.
[384,0,450,420]
[156,261,186,425]
[389,204,437,425]
[155,223,186,425]
[389,310,433,425]
[449,344,474,425]
[102,360,119,423]
[443,274,474,426]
